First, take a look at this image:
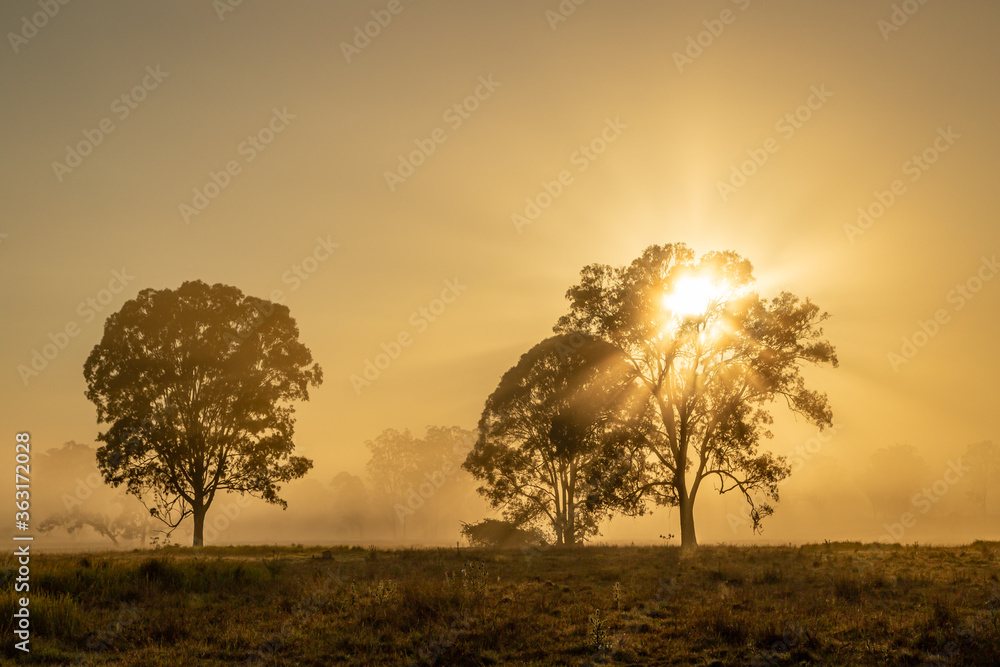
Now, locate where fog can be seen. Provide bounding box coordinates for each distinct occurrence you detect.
[2,1,998,551]
[22,431,997,551]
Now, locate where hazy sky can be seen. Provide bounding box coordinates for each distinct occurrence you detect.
[3,1,998,542]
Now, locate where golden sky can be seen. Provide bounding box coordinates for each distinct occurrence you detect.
[2,0,998,542]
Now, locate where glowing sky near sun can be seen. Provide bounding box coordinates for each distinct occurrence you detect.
[2,0,998,543]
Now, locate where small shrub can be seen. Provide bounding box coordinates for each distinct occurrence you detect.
[832,573,862,601]
[588,609,611,653]
[710,609,748,644]
[929,596,958,629]
[461,561,491,597]
[263,556,284,580]
[460,519,546,549]
[369,579,398,606]
[754,566,783,585]
[138,557,182,590]
[32,591,84,639]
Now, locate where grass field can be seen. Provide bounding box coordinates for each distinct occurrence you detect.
[3,542,1000,666]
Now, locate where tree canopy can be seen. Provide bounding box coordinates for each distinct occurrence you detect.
[554,243,838,548]
[83,280,322,546]
[365,426,477,539]
[464,333,646,545]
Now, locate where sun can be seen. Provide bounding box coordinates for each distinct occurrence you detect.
[662,275,722,317]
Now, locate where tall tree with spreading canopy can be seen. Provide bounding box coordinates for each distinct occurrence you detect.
[555,243,838,548]
[464,334,646,546]
[83,280,322,546]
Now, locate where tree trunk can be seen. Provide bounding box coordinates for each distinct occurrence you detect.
[566,464,576,547]
[679,494,697,550]
[566,503,576,547]
[193,504,207,547]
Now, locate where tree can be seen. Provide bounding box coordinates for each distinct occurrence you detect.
[460,519,546,549]
[464,334,644,546]
[555,243,838,548]
[34,440,117,518]
[366,426,477,540]
[963,441,999,515]
[366,428,422,539]
[83,280,322,546]
[329,472,370,539]
[35,440,157,547]
[39,508,152,547]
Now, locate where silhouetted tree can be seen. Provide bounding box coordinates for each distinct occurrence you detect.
[83,280,322,546]
[555,243,838,548]
[464,334,644,546]
[460,519,546,549]
[366,428,421,539]
[366,426,476,540]
[39,508,151,547]
[329,472,370,539]
[35,440,156,546]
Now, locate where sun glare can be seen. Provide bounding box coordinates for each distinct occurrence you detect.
[662,275,721,317]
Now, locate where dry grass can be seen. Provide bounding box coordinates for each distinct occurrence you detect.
[2,542,1000,665]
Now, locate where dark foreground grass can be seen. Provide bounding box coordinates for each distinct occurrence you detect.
[2,542,1000,665]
